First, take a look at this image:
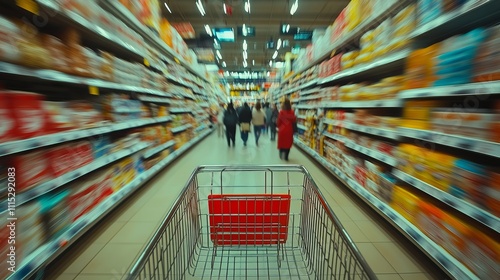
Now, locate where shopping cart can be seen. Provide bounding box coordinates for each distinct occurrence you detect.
[127,165,377,280]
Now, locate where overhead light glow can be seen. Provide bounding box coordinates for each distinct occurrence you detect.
[223,3,227,14]
[252,59,255,66]
[243,60,248,68]
[286,24,290,32]
[216,50,222,60]
[243,39,248,51]
[205,24,212,36]
[196,0,206,16]
[242,23,248,36]
[164,2,172,13]
[245,1,251,13]
[267,71,270,76]
[269,60,273,67]
[243,51,248,60]
[290,0,298,15]
[222,61,227,67]
[272,51,278,59]
[277,38,282,50]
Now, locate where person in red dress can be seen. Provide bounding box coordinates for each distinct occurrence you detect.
[276,99,297,161]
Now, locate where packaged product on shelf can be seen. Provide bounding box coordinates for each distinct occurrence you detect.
[473,24,500,82]
[463,227,500,279]
[39,190,72,241]
[5,91,48,139]
[16,202,45,262]
[60,28,91,77]
[439,213,470,268]
[431,108,496,140]
[43,101,75,133]
[47,144,74,177]
[41,34,71,73]
[449,159,489,207]
[416,200,449,245]
[72,141,94,168]
[354,166,367,188]
[425,152,456,192]
[487,171,500,216]
[0,92,17,142]
[417,0,443,25]
[404,44,441,89]
[378,174,397,203]
[111,157,136,192]
[99,51,115,81]
[11,149,53,192]
[0,15,21,63]
[389,187,416,221]
[67,101,104,128]
[90,135,112,159]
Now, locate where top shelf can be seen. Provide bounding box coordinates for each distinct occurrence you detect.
[281,0,412,85]
[99,0,209,83]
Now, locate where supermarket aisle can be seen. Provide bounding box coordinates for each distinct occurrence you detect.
[46,131,446,280]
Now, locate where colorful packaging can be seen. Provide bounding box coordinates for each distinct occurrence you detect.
[464,229,500,279]
[39,190,72,240]
[12,150,53,192]
[8,91,48,139]
[391,186,421,225]
[450,159,489,207]
[16,203,45,261]
[0,92,17,142]
[416,200,447,244]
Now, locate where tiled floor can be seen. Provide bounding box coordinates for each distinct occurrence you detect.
[45,131,448,280]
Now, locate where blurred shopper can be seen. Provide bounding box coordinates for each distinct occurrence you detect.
[238,102,252,146]
[264,102,272,135]
[277,99,297,161]
[269,103,279,141]
[223,103,238,147]
[252,101,266,146]
[217,105,225,138]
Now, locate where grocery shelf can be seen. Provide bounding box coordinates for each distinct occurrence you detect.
[411,0,500,42]
[294,139,479,280]
[0,116,172,157]
[139,96,172,104]
[324,133,397,166]
[143,140,176,159]
[323,119,400,140]
[8,128,213,280]
[0,62,172,97]
[170,108,192,114]
[100,0,209,82]
[322,99,403,108]
[296,115,307,119]
[300,87,322,97]
[399,81,500,99]
[318,50,410,85]
[34,0,145,60]
[393,169,499,233]
[398,127,500,158]
[297,124,308,131]
[0,142,149,213]
[171,124,193,134]
[282,0,412,84]
[295,104,319,109]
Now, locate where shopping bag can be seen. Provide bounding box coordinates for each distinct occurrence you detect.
[240,122,251,132]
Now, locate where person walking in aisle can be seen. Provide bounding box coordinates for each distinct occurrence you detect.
[223,103,238,147]
[217,105,225,138]
[264,102,272,135]
[269,103,279,141]
[238,102,252,146]
[277,99,297,161]
[252,101,266,146]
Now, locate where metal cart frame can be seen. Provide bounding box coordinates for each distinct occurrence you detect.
[127,165,377,279]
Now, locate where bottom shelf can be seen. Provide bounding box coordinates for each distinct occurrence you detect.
[9,129,214,280]
[293,138,478,280]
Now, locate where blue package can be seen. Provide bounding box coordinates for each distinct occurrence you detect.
[90,135,111,159]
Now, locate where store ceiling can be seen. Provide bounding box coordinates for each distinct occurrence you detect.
[161,0,349,72]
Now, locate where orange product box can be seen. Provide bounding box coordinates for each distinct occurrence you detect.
[416,201,447,245]
[463,229,500,279]
[6,91,48,139]
[390,186,420,225]
[440,213,470,264]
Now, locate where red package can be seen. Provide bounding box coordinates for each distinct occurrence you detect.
[72,141,94,169]
[68,181,97,222]
[8,91,47,139]
[47,144,74,177]
[12,150,53,192]
[0,92,17,142]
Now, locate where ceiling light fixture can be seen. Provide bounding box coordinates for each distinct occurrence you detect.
[243,60,248,68]
[286,24,291,32]
[243,39,248,51]
[196,0,206,16]
[269,60,273,67]
[290,0,298,15]
[222,61,227,67]
[164,2,172,13]
[216,50,222,60]
[252,59,255,66]
[223,3,227,14]
[245,0,251,13]
[272,51,278,59]
[205,24,212,36]
[277,38,282,50]
[242,23,248,36]
[243,51,248,60]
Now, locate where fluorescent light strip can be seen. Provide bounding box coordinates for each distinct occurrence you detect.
[222,61,227,67]
[223,3,227,14]
[205,24,212,36]
[243,60,248,68]
[252,60,255,66]
[216,50,222,60]
[197,0,206,16]
[277,38,282,50]
[164,2,172,13]
[243,39,247,51]
[290,0,298,15]
[243,51,248,60]
[269,60,273,67]
[245,1,251,13]
[272,51,278,59]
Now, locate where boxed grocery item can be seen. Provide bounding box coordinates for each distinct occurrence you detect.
[378,174,397,203]
[487,171,500,216]
[463,229,500,279]
[450,159,489,207]
[17,202,45,261]
[424,152,456,192]
[90,135,111,159]
[67,101,103,128]
[404,44,441,89]
[8,91,48,139]
[473,25,500,82]
[439,213,470,267]
[391,185,421,225]
[12,149,53,192]
[41,34,71,73]
[43,101,75,133]
[46,144,74,177]
[0,92,17,142]
[14,20,52,69]
[416,200,447,244]
[39,190,72,240]
[417,0,443,25]
[0,15,21,63]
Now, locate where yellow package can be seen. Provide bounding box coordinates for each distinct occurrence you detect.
[425,152,456,191]
[393,4,416,26]
[345,0,362,31]
[391,186,421,225]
